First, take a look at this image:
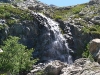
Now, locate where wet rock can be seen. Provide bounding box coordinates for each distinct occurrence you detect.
[32,13,73,63]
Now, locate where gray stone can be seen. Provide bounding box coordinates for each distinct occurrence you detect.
[89,0,100,4]
[60,58,100,75]
[29,60,67,75]
[28,58,100,75]
[44,60,66,75]
[91,16,100,24]
[0,19,6,25]
[89,39,100,63]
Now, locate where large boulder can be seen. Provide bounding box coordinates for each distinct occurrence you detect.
[29,60,67,75]
[60,58,100,75]
[44,60,66,75]
[89,38,100,63]
[28,58,100,75]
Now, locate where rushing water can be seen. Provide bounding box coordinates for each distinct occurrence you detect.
[32,12,73,64]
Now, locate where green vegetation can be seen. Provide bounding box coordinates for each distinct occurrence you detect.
[82,25,100,34]
[82,43,94,61]
[0,4,33,26]
[0,4,36,75]
[0,24,7,30]
[52,4,86,20]
[0,36,37,75]
[35,70,46,75]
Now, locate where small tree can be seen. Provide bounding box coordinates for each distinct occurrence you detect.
[0,36,37,75]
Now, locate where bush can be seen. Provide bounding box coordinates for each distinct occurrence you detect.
[82,43,94,61]
[54,15,63,20]
[82,25,100,34]
[52,4,86,20]
[7,19,16,26]
[0,36,37,75]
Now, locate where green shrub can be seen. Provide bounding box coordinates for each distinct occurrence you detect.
[7,19,16,26]
[35,71,45,75]
[82,25,100,34]
[52,4,86,20]
[71,4,85,14]
[0,36,37,74]
[54,15,63,20]
[0,24,7,30]
[82,43,94,61]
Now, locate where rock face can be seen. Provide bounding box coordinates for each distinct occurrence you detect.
[57,19,92,59]
[89,39,100,63]
[0,11,73,63]
[28,58,100,75]
[89,0,100,4]
[31,12,73,63]
[61,58,100,75]
[16,0,50,10]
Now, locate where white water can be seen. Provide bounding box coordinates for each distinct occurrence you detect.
[32,12,73,64]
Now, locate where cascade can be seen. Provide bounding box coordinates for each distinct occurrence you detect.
[32,12,73,64]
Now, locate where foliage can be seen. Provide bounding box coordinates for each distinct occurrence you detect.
[71,4,85,14]
[0,24,7,30]
[35,70,46,75]
[82,43,94,61]
[52,4,86,20]
[0,4,33,25]
[0,25,4,30]
[82,25,100,34]
[7,19,16,26]
[54,15,63,20]
[0,36,37,74]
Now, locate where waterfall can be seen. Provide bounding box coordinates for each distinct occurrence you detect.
[32,12,73,64]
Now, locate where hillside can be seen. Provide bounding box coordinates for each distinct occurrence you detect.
[0,0,100,75]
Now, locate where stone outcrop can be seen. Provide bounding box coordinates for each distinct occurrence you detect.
[28,60,67,75]
[15,0,50,10]
[27,58,100,75]
[89,0,100,5]
[89,39,100,63]
[91,16,100,24]
[61,58,100,75]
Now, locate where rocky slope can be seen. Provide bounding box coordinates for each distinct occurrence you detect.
[0,0,100,75]
[27,58,100,75]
